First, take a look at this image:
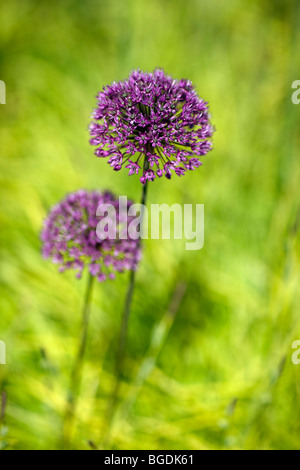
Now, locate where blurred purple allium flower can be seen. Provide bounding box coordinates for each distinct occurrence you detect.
[89,68,214,184]
[40,190,141,281]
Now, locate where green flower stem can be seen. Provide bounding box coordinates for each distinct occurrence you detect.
[115,159,149,380]
[102,156,150,445]
[62,272,94,449]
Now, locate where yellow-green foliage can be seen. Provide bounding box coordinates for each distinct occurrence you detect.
[0,0,299,450]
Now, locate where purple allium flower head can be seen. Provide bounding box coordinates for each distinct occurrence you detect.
[89,68,215,184]
[40,190,141,282]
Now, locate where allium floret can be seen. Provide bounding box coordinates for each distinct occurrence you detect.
[89,69,214,184]
[41,190,141,281]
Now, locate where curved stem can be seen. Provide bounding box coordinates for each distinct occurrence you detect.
[102,156,149,445]
[115,154,149,379]
[62,272,94,449]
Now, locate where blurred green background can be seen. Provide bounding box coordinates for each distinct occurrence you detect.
[0,0,300,450]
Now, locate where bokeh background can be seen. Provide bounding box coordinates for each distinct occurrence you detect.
[0,0,300,450]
